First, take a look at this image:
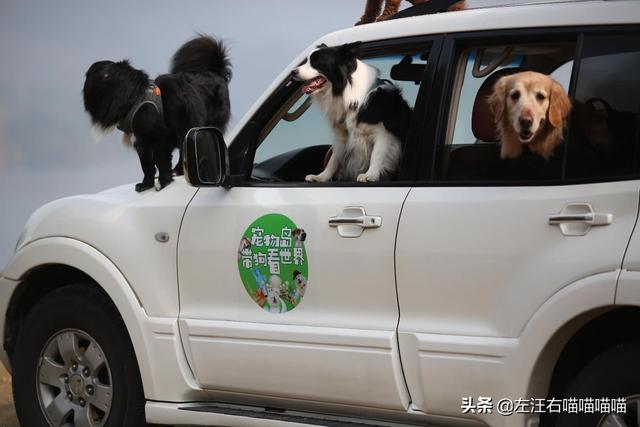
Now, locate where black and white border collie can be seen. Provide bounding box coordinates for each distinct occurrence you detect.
[292,42,412,182]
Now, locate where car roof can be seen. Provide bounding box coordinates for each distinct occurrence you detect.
[227,0,640,143]
[320,0,639,46]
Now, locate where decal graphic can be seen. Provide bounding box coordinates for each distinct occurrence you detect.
[237,214,308,313]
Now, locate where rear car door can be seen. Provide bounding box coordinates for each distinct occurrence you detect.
[177,40,437,411]
[395,30,640,418]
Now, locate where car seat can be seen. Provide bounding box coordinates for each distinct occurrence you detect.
[445,67,524,179]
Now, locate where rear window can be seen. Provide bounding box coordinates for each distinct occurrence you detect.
[565,32,640,181]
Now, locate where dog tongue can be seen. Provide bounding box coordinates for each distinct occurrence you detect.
[302,76,326,94]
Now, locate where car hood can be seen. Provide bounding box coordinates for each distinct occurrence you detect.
[16,177,197,253]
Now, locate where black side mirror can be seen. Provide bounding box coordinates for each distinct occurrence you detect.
[183,127,230,187]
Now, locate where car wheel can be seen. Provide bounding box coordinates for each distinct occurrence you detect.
[556,341,640,427]
[12,284,147,426]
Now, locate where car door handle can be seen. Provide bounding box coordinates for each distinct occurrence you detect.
[548,212,613,226]
[329,207,381,238]
[328,216,382,227]
[548,203,612,236]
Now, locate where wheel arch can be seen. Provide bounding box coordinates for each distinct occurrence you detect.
[3,237,159,398]
[4,263,95,359]
[512,272,618,408]
[518,271,640,426]
[534,306,640,426]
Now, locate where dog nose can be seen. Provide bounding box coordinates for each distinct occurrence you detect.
[291,69,299,79]
[519,117,533,130]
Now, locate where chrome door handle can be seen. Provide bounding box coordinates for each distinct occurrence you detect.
[328,216,382,228]
[548,213,613,226]
[329,206,382,238]
[548,203,613,236]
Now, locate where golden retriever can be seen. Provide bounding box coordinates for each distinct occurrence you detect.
[488,71,572,160]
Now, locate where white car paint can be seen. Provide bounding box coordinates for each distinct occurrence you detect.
[396,181,638,338]
[177,186,410,409]
[395,178,638,426]
[9,178,196,317]
[1,1,640,427]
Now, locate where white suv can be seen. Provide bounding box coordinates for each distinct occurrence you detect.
[2,1,640,426]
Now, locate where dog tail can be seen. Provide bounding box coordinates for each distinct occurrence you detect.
[171,34,232,81]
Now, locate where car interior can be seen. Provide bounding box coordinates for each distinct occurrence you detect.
[441,43,576,182]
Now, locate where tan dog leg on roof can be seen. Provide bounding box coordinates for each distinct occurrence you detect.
[357,0,467,25]
[377,0,405,22]
[448,0,467,11]
[356,0,384,25]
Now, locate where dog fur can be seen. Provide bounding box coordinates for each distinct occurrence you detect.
[292,43,412,182]
[83,35,231,192]
[488,71,571,160]
[356,0,467,25]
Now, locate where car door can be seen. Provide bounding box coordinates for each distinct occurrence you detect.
[176,41,436,410]
[395,31,640,418]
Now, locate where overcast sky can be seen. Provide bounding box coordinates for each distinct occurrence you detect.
[0,0,553,268]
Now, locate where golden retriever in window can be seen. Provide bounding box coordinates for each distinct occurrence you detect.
[488,71,572,160]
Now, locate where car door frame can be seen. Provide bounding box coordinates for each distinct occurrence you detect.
[227,35,445,186]
[176,35,446,416]
[397,24,640,420]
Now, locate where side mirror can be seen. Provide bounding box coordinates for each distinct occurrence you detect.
[183,127,230,187]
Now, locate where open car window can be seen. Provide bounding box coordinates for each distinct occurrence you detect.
[436,31,640,185]
[251,48,429,183]
[437,41,577,182]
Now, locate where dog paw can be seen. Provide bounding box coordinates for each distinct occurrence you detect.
[357,173,379,183]
[135,181,154,192]
[375,13,394,22]
[305,174,328,182]
[172,164,184,176]
[355,16,375,25]
[156,176,174,191]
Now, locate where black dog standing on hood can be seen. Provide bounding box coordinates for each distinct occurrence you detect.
[83,35,231,192]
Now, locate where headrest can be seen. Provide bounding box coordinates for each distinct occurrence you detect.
[472,67,524,142]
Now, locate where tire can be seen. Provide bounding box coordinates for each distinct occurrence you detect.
[555,341,640,427]
[12,284,147,427]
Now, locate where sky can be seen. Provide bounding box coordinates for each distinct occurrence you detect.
[0,0,556,268]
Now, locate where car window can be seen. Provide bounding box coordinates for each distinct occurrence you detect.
[565,33,640,180]
[251,49,429,183]
[436,42,576,182]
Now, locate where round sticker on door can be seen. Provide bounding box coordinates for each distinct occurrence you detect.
[237,213,308,313]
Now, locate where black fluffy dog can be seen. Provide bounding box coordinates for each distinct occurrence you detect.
[83,35,231,191]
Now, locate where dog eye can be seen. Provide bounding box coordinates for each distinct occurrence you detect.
[536,92,546,101]
[510,90,520,100]
[102,73,110,79]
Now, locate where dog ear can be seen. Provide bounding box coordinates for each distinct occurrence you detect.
[488,75,509,123]
[339,41,362,59]
[549,80,572,128]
